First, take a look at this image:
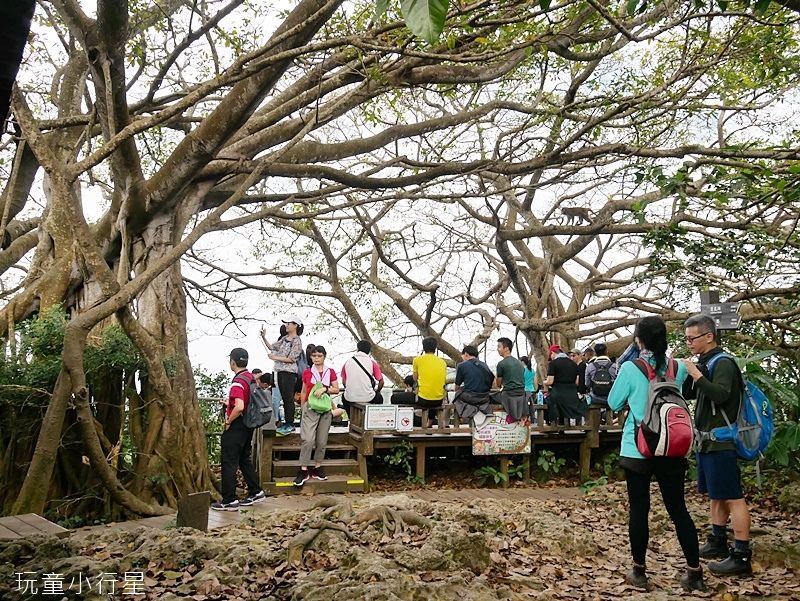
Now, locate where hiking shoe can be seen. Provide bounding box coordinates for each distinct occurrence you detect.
[293,469,310,487]
[680,567,707,592]
[239,490,266,506]
[699,534,729,559]
[625,565,648,590]
[211,500,240,511]
[311,467,328,481]
[708,548,753,576]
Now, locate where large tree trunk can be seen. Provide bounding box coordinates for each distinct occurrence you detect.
[129,207,214,506]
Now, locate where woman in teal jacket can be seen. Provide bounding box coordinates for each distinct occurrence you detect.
[608,316,705,592]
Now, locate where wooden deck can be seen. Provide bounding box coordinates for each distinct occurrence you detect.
[345,402,626,485]
[0,513,69,540]
[251,402,626,494]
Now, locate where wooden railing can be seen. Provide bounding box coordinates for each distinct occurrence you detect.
[348,402,629,481]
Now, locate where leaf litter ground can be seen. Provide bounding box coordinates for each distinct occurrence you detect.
[0,483,797,600]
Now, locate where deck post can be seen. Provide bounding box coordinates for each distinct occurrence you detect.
[260,432,274,488]
[500,456,509,489]
[416,444,426,482]
[579,406,602,480]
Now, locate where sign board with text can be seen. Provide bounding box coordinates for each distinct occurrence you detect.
[701,301,742,330]
[365,405,397,430]
[471,409,531,455]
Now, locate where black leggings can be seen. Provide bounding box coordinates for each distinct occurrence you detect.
[625,465,700,568]
[277,371,297,427]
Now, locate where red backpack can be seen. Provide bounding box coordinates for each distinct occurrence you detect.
[633,359,693,458]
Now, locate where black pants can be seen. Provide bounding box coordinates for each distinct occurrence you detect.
[624,464,700,568]
[220,417,261,503]
[277,371,297,427]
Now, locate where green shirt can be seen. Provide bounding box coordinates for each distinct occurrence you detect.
[496,356,525,390]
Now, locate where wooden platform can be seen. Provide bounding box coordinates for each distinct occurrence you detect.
[253,403,627,494]
[0,513,69,540]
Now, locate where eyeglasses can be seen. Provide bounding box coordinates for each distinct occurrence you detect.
[685,332,712,343]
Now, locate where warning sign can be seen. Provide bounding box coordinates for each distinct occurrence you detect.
[396,407,414,432]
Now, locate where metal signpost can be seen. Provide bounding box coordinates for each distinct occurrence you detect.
[699,291,741,330]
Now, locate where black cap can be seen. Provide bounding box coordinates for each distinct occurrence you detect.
[229,348,248,363]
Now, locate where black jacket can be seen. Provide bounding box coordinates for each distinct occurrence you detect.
[683,347,740,453]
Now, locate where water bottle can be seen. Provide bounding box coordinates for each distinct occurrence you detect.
[537,390,544,405]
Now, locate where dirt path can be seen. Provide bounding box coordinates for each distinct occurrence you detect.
[71,485,582,539]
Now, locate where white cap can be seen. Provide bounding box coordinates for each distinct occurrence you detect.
[282,315,303,326]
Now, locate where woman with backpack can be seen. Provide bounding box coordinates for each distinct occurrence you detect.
[607,315,706,592]
[260,316,304,435]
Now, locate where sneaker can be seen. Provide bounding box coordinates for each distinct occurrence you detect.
[311,467,328,481]
[211,500,240,511]
[293,469,310,486]
[239,490,266,506]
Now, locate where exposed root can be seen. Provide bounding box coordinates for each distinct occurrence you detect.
[352,506,431,536]
[287,519,355,564]
[312,495,353,521]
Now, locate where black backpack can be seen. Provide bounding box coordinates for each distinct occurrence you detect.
[234,374,273,429]
[590,360,614,397]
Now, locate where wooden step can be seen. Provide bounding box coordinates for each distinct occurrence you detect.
[273,458,362,478]
[272,443,357,453]
[263,474,367,495]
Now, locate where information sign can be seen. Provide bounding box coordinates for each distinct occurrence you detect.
[471,409,530,455]
[365,405,397,430]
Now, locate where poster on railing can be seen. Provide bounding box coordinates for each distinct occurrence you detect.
[471,409,531,455]
[365,405,397,430]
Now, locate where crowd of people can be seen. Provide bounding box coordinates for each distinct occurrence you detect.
[211,313,754,593]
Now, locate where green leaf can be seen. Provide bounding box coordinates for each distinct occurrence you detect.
[627,0,639,14]
[539,0,551,10]
[753,0,771,15]
[717,0,729,10]
[400,0,449,45]
[375,0,389,19]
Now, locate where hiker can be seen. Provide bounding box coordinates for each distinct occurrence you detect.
[391,375,417,405]
[413,337,447,428]
[520,356,538,398]
[295,345,340,486]
[545,345,586,425]
[583,346,596,364]
[585,343,617,423]
[493,338,528,423]
[607,316,705,592]
[682,314,753,576]
[212,348,266,511]
[569,348,588,397]
[454,345,493,423]
[341,340,385,414]
[260,316,304,434]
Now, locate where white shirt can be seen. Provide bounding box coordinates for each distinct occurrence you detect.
[342,352,383,404]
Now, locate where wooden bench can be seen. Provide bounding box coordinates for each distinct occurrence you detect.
[0,514,69,540]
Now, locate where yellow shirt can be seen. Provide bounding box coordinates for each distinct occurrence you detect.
[413,353,446,401]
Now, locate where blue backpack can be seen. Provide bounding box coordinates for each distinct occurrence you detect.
[701,353,774,461]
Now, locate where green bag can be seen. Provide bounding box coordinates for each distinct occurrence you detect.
[307,382,332,413]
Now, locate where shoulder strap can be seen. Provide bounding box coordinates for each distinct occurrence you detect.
[232,372,253,393]
[470,358,494,381]
[352,355,376,389]
[633,358,656,381]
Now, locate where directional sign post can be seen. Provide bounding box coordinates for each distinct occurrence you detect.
[700,295,741,330]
